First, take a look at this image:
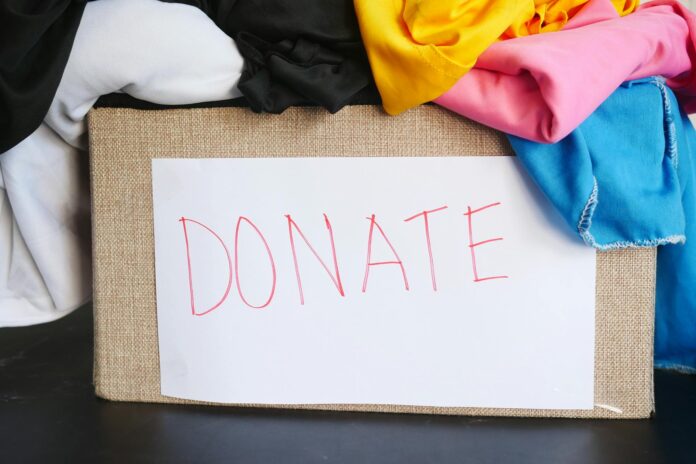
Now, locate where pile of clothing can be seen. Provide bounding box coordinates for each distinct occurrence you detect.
[1,0,695,372]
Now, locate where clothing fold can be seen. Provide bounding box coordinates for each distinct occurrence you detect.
[0,0,85,153]
[45,0,244,149]
[1,0,244,326]
[353,0,637,116]
[164,0,375,113]
[507,78,696,371]
[436,0,696,143]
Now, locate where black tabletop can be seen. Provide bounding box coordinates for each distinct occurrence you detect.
[1,305,695,464]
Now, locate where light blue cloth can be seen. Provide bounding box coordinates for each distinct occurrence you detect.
[507,77,696,372]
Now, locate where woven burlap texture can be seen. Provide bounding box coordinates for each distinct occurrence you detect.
[88,105,655,418]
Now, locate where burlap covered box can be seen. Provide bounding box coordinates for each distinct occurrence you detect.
[87,105,655,418]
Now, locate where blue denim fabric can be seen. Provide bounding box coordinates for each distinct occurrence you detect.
[507,77,696,372]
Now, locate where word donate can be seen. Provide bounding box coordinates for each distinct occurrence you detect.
[179,201,507,315]
[152,157,596,409]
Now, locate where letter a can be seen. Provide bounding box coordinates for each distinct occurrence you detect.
[362,214,410,292]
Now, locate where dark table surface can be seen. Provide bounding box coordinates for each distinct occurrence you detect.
[1,305,695,464]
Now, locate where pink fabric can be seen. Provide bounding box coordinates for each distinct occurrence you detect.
[434,0,696,143]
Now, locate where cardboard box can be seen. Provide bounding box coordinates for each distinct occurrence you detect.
[88,105,655,418]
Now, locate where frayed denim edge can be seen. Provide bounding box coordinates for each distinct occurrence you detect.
[578,77,686,250]
[654,76,679,169]
[578,176,686,250]
[655,361,696,374]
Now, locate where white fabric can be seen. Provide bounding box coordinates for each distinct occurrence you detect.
[0,124,90,326]
[46,0,244,148]
[0,0,244,326]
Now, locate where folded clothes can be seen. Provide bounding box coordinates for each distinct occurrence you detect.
[436,0,696,143]
[353,0,636,116]
[0,0,85,153]
[1,0,245,326]
[508,78,696,372]
[165,0,375,113]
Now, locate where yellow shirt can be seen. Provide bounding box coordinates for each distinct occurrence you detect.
[354,0,637,115]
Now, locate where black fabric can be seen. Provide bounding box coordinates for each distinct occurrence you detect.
[0,0,86,153]
[163,0,378,113]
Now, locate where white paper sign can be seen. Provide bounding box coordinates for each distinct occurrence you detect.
[152,157,596,409]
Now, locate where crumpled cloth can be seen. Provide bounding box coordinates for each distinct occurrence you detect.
[46,0,243,149]
[353,0,636,115]
[503,0,636,37]
[0,0,85,153]
[508,78,696,372]
[436,0,696,143]
[0,123,90,326]
[165,0,374,113]
[1,0,244,326]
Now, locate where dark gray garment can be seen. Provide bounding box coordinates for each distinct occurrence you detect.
[161,0,378,113]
